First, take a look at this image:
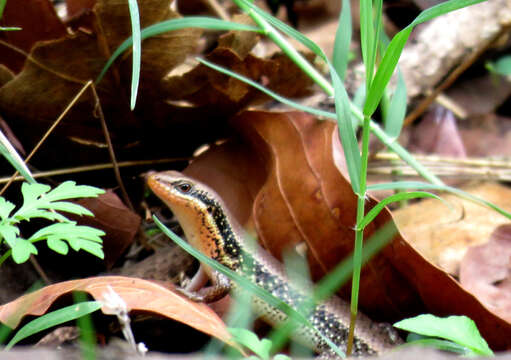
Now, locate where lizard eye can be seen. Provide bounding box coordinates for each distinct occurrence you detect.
[176,182,192,193]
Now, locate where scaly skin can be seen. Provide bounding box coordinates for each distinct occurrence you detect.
[148,170,400,356]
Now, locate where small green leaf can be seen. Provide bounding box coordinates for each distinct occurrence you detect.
[229,328,273,360]
[44,181,104,201]
[15,209,71,223]
[74,241,104,259]
[0,197,15,220]
[405,335,469,355]
[20,182,50,203]
[46,201,94,216]
[0,224,19,247]
[47,236,69,255]
[487,55,511,76]
[359,191,441,229]
[11,239,37,264]
[394,314,493,356]
[5,301,102,350]
[273,355,292,360]
[28,223,104,259]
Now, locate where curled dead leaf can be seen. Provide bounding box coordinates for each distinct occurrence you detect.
[178,110,511,350]
[0,276,237,350]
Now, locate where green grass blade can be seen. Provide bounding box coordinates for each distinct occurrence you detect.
[359,0,374,90]
[359,191,441,230]
[315,221,396,301]
[232,0,334,95]
[0,0,6,19]
[74,292,97,360]
[0,129,35,183]
[372,0,383,68]
[332,0,352,80]
[364,0,486,117]
[410,0,486,27]
[127,0,141,110]
[331,66,361,194]
[197,58,333,119]
[153,216,345,358]
[96,18,262,84]
[233,0,329,63]
[384,69,407,139]
[367,181,511,219]
[198,56,443,189]
[5,301,102,350]
[363,28,412,116]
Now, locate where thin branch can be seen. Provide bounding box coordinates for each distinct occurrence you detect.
[0,158,190,183]
[0,80,94,195]
[89,84,134,211]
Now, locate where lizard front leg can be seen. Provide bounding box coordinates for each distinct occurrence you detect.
[178,268,231,303]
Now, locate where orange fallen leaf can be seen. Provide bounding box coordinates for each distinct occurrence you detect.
[393,182,511,275]
[0,276,237,349]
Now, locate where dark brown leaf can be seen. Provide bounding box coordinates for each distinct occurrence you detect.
[0,0,66,72]
[176,110,511,350]
[72,190,141,269]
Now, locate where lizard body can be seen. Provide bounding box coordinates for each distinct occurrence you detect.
[147,170,400,356]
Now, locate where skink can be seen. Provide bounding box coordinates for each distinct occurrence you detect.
[147,170,400,356]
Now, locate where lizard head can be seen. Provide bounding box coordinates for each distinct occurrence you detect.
[147,171,242,268]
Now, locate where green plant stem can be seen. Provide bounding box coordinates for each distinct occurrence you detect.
[0,250,10,267]
[233,0,444,187]
[346,114,371,355]
[362,113,443,186]
[234,0,333,95]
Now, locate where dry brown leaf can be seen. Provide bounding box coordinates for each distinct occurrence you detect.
[162,48,314,107]
[0,0,66,72]
[71,190,141,269]
[66,0,97,18]
[0,0,315,170]
[0,65,14,87]
[393,182,511,275]
[0,0,202,167]
[176,110,511,350]
[0,276,237,349]
[460,224,511,322]
[183,140,266,227]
